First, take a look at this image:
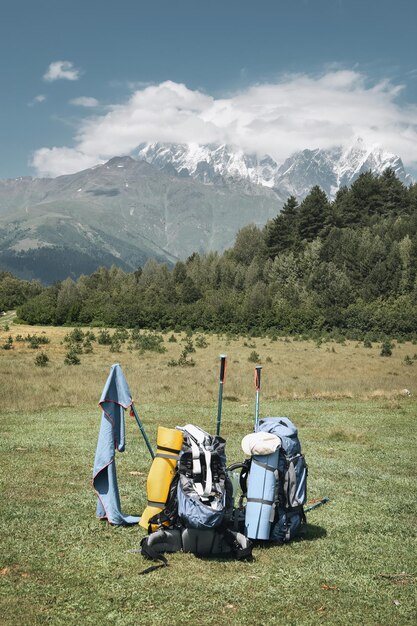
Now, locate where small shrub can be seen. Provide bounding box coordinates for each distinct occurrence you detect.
[132,332,167,353]
[363,338,372,348]
[64,349,81,365]
[168,346,196,367]
[24,334,50,349]
[177,353,195,367]
[182,337,195,355]
[2,335,14,349]
[97,329,112,345]
[195,335,208,349]
[68,328,84,343]
[380,341,393,357]
[403,355,414,366]
[109,340,122,353]
[113,328,129,343]
[4,324,9,331]
[70,342,83,354]
[83,338,94,353]
[266,356,272,363]
[248,350,260,363]
[35,352,49,367]
[168,334,177,343]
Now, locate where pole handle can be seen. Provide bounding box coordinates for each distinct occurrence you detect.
[254,365,262,390]
[216,354,227,437]
[219,354,227,383]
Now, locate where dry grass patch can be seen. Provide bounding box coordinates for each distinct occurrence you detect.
[0,324,415,412]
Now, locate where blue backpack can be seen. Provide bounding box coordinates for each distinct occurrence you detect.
[244,417,307,543]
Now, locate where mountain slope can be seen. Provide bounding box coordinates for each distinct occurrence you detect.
[0,157,280,282]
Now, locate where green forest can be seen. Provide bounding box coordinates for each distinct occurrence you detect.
[2,169,417,338]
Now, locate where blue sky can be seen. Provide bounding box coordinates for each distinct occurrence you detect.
[1,0,417,179]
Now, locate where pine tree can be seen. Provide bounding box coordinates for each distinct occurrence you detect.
[379,168,409,217]
[265,196,299,258]
[298,186,330,241]
[342,171,382,226]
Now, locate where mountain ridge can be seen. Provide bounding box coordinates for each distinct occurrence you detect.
[0,141,413,283]
[137,139,413,199]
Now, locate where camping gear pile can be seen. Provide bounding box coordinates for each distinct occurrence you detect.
[93,360,324,570]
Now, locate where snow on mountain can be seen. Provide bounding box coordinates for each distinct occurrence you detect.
[137,142,277,187]
[137,139,413,200]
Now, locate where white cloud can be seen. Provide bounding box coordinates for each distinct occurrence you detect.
[28,94,46,107]
[43,61,80,82]
[32,71,417,177]
[69,96,99,108]
[32,147,101,177]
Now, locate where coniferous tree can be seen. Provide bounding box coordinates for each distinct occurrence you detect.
[379,168,409,217]
[298,186,331,241]
[265,195,299,258]
[342,171,382,226]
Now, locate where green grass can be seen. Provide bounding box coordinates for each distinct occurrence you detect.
[1,398,416,625]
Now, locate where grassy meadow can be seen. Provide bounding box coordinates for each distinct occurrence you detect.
[0,318,416,625]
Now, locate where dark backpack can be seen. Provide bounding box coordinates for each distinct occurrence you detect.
[140,425,252,570]
[177,424,233,530]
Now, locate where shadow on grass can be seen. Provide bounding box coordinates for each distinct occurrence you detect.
[250,523,327,550]
[191,524,327,564]
[301,523,327,541]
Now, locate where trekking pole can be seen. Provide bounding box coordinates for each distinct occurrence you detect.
[304,497,330,513]
[254,365,262,431]
[130,403,155,459]
[216,354,227,436]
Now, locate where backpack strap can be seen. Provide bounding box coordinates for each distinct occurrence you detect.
[182,424,213,497]
[222,529,253,561]
[139,536,169,575]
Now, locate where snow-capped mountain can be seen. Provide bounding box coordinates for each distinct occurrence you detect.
[137,143,278,188]
[137,139,413,200]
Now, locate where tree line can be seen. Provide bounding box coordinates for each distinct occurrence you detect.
[3,169,417,338]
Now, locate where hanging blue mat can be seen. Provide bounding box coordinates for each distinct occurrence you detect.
[92,363,140,525]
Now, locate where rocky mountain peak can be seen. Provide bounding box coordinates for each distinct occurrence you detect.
[137,139,412,199]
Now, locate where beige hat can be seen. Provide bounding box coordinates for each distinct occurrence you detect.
[241,431,281,456]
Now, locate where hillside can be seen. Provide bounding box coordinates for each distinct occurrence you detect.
[0,157,280,282]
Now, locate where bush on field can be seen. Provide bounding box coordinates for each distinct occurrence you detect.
[130,331,166,353]
[97,329,112,345]
[64,349,81,365]
[380,341,393,357]
[195,335,208,348]
[248,350,260,363]
[35,352,49,367]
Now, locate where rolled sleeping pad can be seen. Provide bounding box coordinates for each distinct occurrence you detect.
[245,449,280,540]
[139,426,183,531]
